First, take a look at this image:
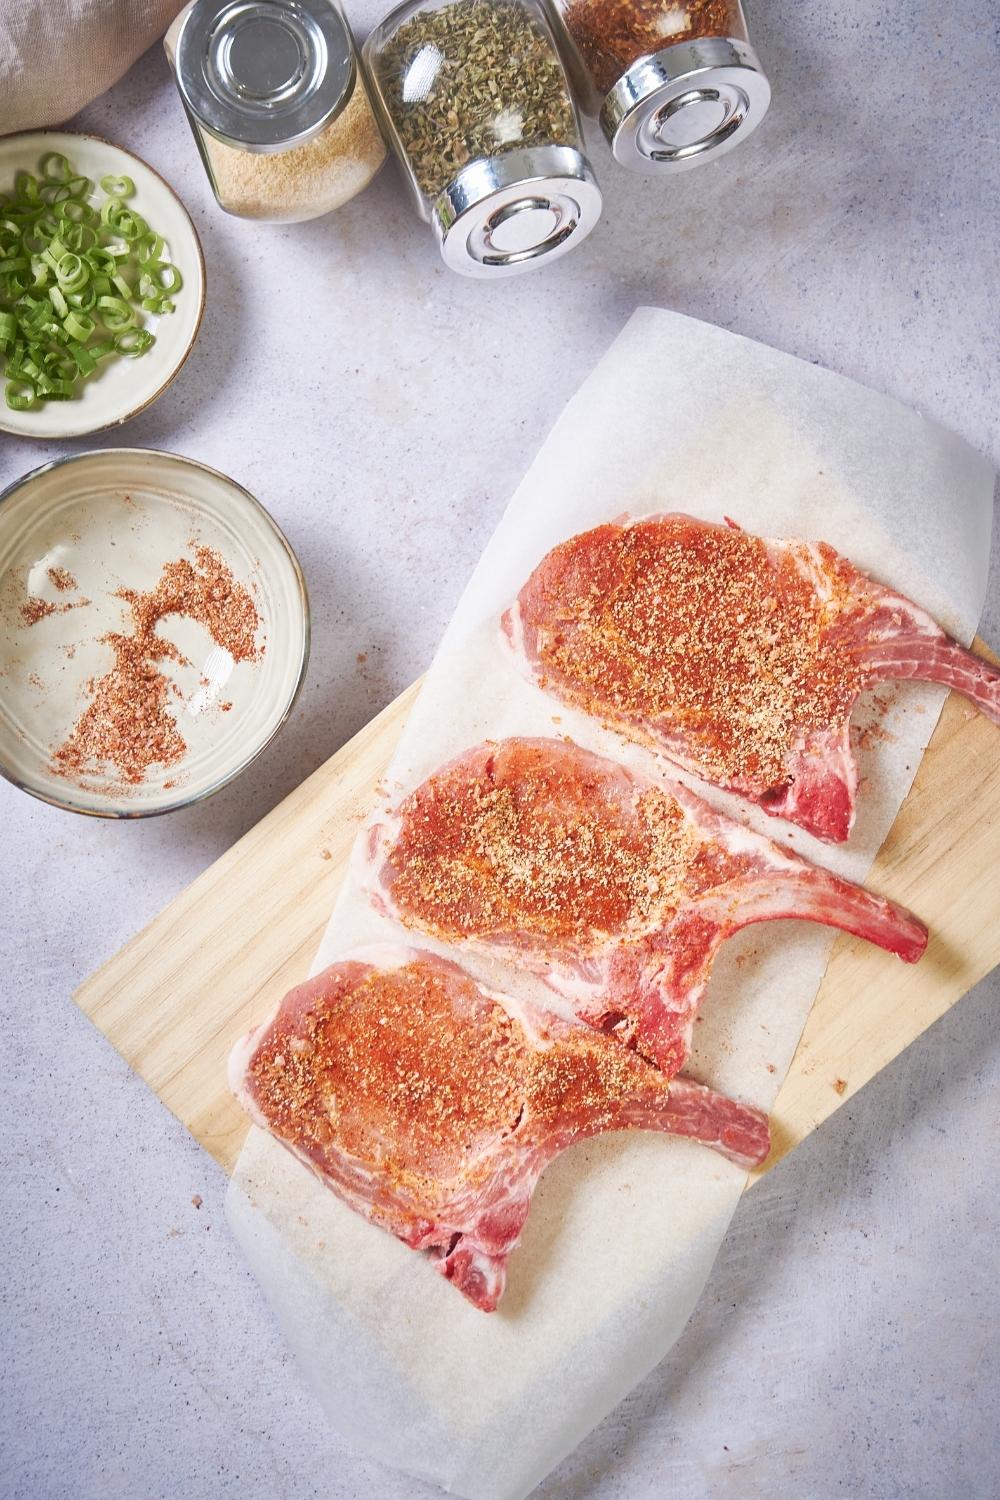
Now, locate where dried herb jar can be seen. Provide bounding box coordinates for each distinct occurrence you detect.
[364,0,601,277]
[550,0,770,172]
[165,0,386,222]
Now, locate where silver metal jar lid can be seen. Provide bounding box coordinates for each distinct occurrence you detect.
[175,0,356,152]
[431,146,602,279]
[601,37,770,172]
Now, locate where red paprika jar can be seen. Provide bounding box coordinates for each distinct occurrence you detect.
[550,0,770,172]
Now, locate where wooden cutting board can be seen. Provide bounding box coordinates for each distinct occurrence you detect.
[74,646,1000,1183]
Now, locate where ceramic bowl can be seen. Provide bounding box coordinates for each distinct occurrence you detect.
[0,448,309,817]
[0,131,205,438]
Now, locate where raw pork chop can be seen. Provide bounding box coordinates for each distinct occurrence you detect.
[502,513,1000,842]
[363,739,926,1076]
[230,946,770,1311]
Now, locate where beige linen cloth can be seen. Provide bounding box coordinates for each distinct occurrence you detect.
[1,1,185,135]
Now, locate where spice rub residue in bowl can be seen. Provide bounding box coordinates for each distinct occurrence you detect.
[52,545,262,787]
[20,592,91,627]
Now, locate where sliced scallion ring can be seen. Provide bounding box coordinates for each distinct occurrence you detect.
[96,293,135,330]
[5,379,36,410]
[114,328,155,356]
[63,310,95,342]
[100,174,135,198]
[40,153,72,182]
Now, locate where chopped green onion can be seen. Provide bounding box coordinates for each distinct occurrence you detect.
[0,148,182,411]
[5,379,35,410]
[100,198,146,240]
[100,239,131,261]
[59,221,98,253]
[13,171,40,202]
[136,231,164,264]
[63,310,94,342]
[40,234,68,267]
[55,251,88,292]
[85,247,118,275]
[40,153,72,182]
[47,284,68,318]
[114,328,155,356]
[96,294,134,330]
[67,340,96,375]
[56,198,96,226]
[100,174,135,198]
[141,261,183,295]
[67,284,97,312]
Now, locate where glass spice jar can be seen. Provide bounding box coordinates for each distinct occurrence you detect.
[164,0,386,223]
[363,0,602,277]
[550,0,770,172]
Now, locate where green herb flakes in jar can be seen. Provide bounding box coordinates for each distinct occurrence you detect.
[165,0,386,223]
[364,0,601,277]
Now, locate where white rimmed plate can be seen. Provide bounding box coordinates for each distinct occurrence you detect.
[0,131,205,438]
[0,449,309,817]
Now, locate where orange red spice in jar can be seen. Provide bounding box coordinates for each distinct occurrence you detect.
[561,0,748,97]
[550,0,769,172]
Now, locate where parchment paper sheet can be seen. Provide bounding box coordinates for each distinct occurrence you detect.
[226,309,994,1499]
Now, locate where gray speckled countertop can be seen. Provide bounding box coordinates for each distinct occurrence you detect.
[2,3,999,1497]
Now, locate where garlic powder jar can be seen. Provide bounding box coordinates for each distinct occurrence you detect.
[165,0,386,222]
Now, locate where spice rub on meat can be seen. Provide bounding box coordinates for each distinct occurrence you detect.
[364,738,926,1077]
[230,946,771,1310]
[503,514,1000,842]
[507,518,862,797]
[380,736,699,948]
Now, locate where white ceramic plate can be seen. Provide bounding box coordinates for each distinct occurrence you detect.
[0,131,205,438]
[0,449,309,817]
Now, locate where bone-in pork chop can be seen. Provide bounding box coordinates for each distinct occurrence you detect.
[502,514,1000,842]
[363,739,926,1075]
[230,946,770,1311]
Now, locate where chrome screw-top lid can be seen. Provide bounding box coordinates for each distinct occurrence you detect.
[175,0,356,152]
[601,37,770,172]
[432,146,602,278]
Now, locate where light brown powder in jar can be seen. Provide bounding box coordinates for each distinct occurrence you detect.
[202,80,386,222]
[47,566,78,591]
[52,545,261,786]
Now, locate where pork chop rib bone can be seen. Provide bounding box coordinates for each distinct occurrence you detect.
[501,513,1000,842]
[230,946,771,1311]
[362,738,927,1078]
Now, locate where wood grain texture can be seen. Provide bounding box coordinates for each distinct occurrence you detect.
[75,649,999,1183]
